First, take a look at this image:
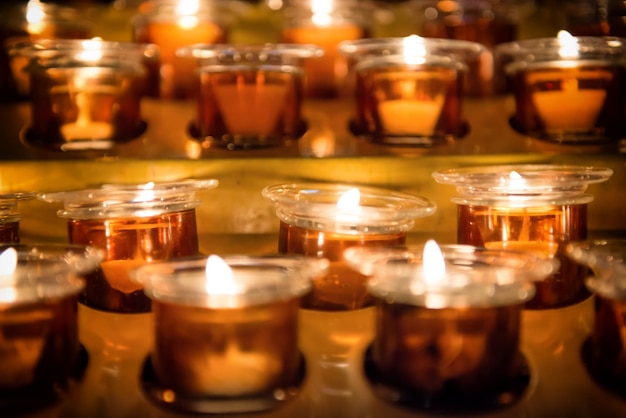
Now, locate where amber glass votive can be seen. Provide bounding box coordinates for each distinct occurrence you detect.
[433,164,613,309]
[343,241,557,413]
[566,239,626,399]
[280,0,370,98]
[133,255,326,414]
[496,33,626,143]
[340,36,484,145]
[38,179,218,313]
[132,0,229,99]
[0,243,103,415]
[18,39,157,151]
[0,193,35,244]
[178,43,323,148]
[262,183,436,310]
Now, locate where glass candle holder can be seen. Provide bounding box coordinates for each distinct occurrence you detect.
[432,164,613,309]
[133,254,327,414]
[178,43,323,149]
[565,239,626,400]
[343,241,558,414]
[280,0,371,98]
[0,243,103,415]
[495,33,626,143]
[262,183,437,311]
[0,193,36,244]
[132,0,230,100]
[18,38,157,151]
[38,179,218,313]
[339,35,485,145]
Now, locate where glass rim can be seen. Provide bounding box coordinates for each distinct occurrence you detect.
[343,244,557,308]
[177,43,325,61]
[495,35,626,57]
[10,38,158,59]
[133,255,328,308]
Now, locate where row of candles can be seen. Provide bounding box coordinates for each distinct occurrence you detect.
[1,163,624,416]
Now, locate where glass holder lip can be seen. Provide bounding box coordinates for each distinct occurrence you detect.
[432,164,613,206]
[343,244,558,308]
[262,183,437,234]
[132,255,327,308]
[177,43,325,61]
[38,179,219,220]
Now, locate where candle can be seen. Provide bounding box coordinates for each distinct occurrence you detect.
[132,0,228,99]
[38,179,218,313]
[262,183,437,311]
[0,244,103,414]
[343,240,557,413]
[133,254,326,414]
[178,44,323,148]
[0,193,36,244]
[339,35,484,144]
[565,239,626,400]
[496,32,626,142]
[433,164,613,309]
[20,39,155,151]
[280,0,368,98]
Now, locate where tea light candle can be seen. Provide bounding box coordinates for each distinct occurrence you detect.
[177,44,323,148]
[432,164,613,309]
[343,241,557,413]
[339,35,484,144]
[38,179,218,313]
[262,183,436,311]
[0,244,103,414]
[565,239,626,399]
[133,254,326,414]
[496,32,626,142]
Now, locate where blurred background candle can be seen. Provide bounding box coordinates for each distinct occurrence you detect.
[133,254,326,414]
[17,38,156,151]
[132,0,229,100]
[433,164,613,309]
[0,243,103,416]
[343,241,557,413]
[178,43,322,148]
[280,0,371,98]
[496,32,626,142]
[38,179,217,418]
[0,193,36,244]
[566,239,626,400]
[340,35,484,145]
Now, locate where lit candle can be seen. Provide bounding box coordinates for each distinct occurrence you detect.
[433,164,613,309]
[132,0,227,99]
[133,254,326,414]
[565,239,626,400]
[0,244,102,414]
[343,240,557,413]
[178,44,323,147]
[497,32,626,142]
[280,0,367,98]
[38,179,218,313]
[262,183,437,311]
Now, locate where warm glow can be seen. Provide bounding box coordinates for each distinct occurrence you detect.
[311,0,333,26]
[134,182,156,202]
[402,35,428,65]
[205,255,241,295]
[557,30,579,59]
[77,38,105,63]
[26,0,46,35]
[422,239,446,286]
[0,247,18,303]
[336,188,360,209]
[507,170,527,191]
[176,0,200,29]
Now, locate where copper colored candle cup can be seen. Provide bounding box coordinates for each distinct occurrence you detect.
[0,193,36,244]
[339,36,484,145]
[132,0,230,100]
[433,164,613,309]
[495,34,626,143]
[178,43,323,148]
[262,183,437,311]
[343,243,557,413]
[38,179,218,313]
[133,255,327,414]
[0,243,103,415]
[565,239,626,400]
[17,38,157,151]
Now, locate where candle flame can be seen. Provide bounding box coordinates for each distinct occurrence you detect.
[422,240,446,286]
[402,35,428,65]
[176,0,200,29]
[336,188,360,209]
[0,248,18,303]
[557,30,580,59]
[311,0,333,26]
[205,255,241,295]
[26,0,46,35]
[77,38,105,63]
[507,170,527,191]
